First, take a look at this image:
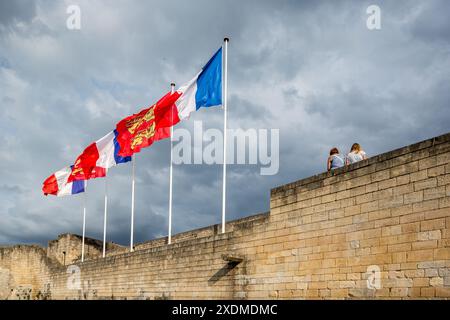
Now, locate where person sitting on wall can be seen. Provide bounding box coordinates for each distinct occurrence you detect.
[327,147,345,171]
[346,143,367,165]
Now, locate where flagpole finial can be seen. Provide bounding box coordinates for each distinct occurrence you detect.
[224,37,229,42]
[170,82,176,87]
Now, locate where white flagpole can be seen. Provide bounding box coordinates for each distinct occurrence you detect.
[102,173,108,258]
[81,180,87,262]
[221,37,229,234]
[130,154,135,252]
[168,82,176,245]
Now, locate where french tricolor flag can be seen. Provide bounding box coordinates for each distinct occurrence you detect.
[174,47,223,120]
[42,130,131,196]
[94,129,132,170]
[67,129,132,182]
[42,165,85,196]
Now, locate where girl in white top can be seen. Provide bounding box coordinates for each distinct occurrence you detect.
[346,143,367,165]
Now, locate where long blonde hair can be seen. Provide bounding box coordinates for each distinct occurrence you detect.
[350,143,361,153]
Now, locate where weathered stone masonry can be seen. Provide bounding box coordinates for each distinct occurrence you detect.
[1,132,450,299]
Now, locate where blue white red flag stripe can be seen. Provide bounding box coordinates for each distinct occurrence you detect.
[67,129,132,182]
[42,166,85,196]
[96,129,132,169]
[175,47,222,120]
[43,130,131,195]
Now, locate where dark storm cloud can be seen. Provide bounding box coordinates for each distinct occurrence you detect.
[0,0,449,246]
[0,0,37,27]
[409,0,450,44]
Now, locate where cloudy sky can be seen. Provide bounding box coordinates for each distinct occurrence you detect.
[1,0,449,247]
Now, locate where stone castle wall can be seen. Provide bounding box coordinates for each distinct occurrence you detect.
[47,233,123,265]
[1,132,449,299]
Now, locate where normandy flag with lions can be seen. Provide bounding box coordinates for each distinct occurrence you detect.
[115,91,181,157]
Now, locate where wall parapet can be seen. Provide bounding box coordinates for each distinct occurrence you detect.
[271,132,450,197]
